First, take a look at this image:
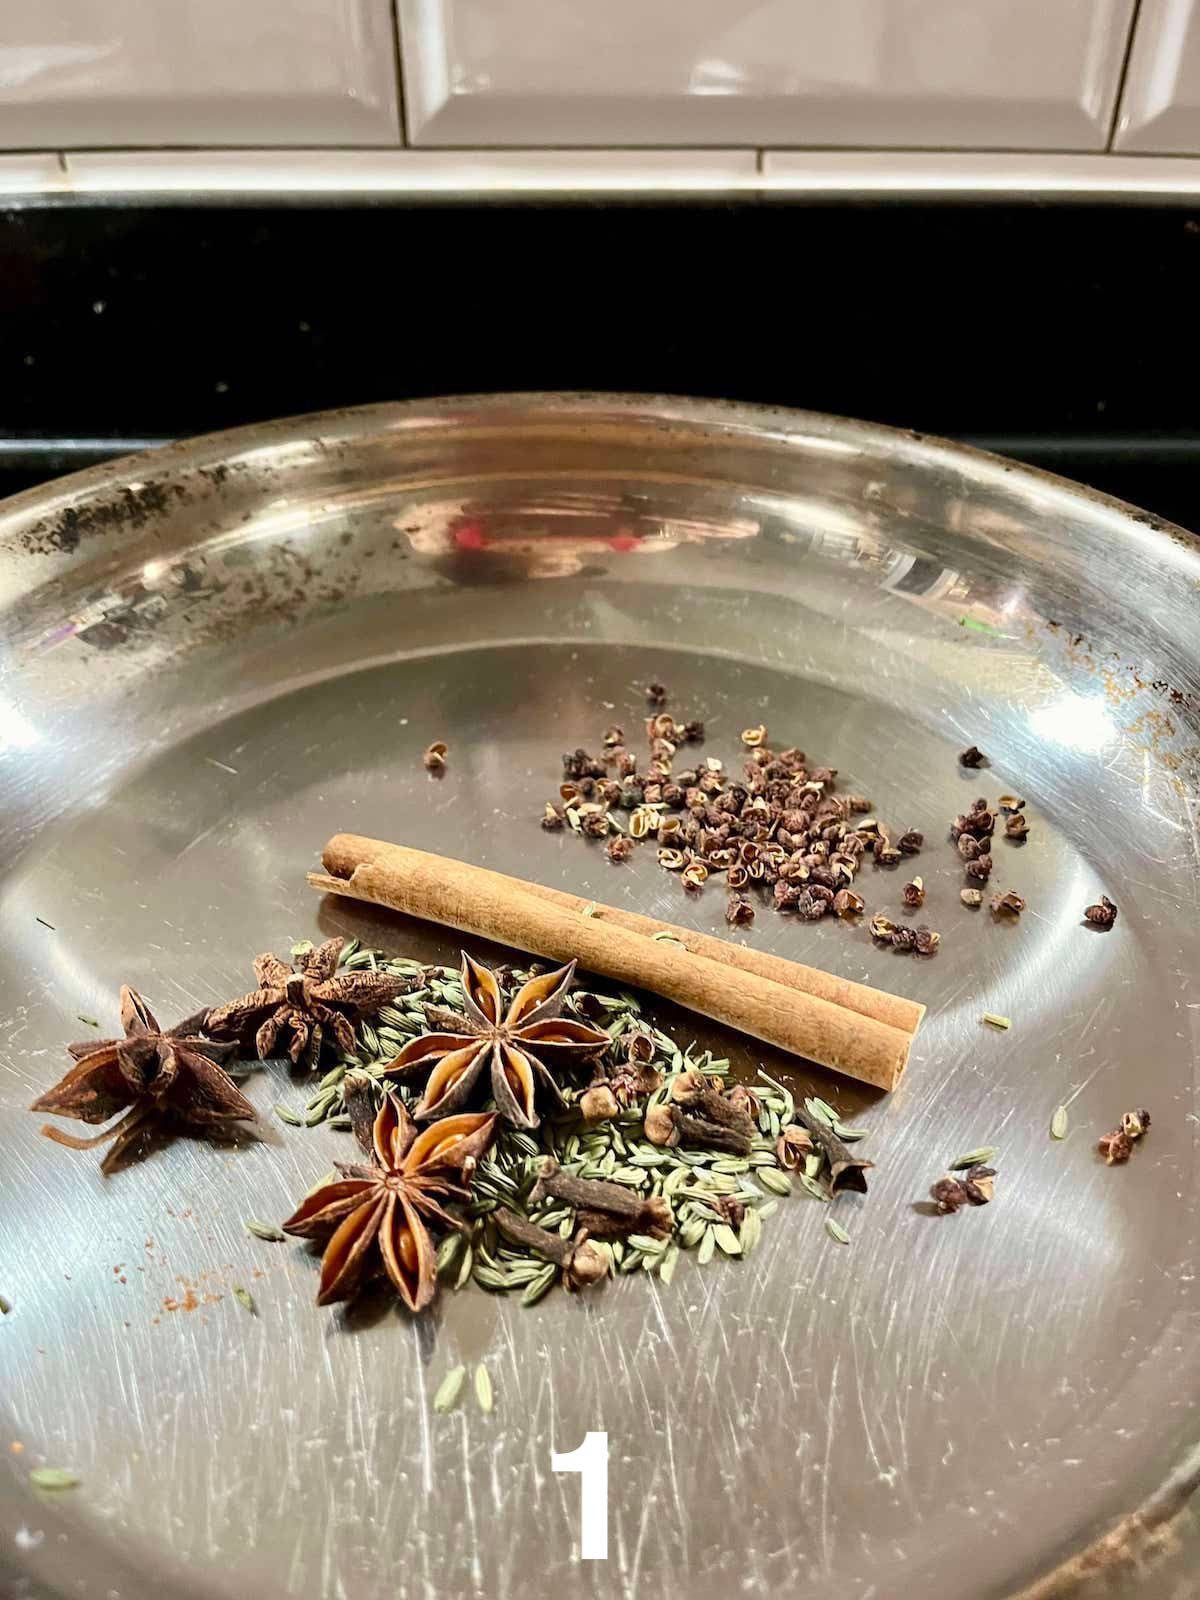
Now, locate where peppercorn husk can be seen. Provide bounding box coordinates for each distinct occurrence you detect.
[1098,1129,1134,1164]
[1121,1107,1151,1140]
[931,1177,969,1213]
[962,1164,996,1204]
[775,1125,814,1170]
[1084,895,1118,928]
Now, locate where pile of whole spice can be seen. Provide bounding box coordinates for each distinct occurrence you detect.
[31,935,873,1315]
[278,940,874,1308]
[540,692,938,951]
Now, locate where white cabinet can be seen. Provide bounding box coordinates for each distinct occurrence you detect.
[0,0,400,147]
[399,0,1135,150]
[1114,0,1200,151]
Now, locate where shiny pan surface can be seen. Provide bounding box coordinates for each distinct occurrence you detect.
[0,395,1197,1600]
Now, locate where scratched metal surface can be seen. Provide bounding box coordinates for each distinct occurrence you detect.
[0,396,1198,1600]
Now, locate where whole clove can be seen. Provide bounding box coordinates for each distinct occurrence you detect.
[531,1157,672,1238]
[669,1071,756,1136]
[792,1105,874,1194]
[494,1207,609,1288]
[645,1101,754,1157]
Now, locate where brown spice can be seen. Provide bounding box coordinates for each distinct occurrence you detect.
[1098,1129,1133,1165]
[1122,1107,1151,1140]
[423,741,448,772]
[792,1105,873,1194]
[645,682,667,706]
[206,937,409,1069]
[531,1157,672,1238]
[537,712,924,936]
[644,1102,753,1157]
[990,890,1025,917]
[381,954,608,1129]
[965,853,993,883]
[283,1081,496,1310]
[31,989,254,1174]
[931,1177,969,1212]
[494,1207,608,1288]
[959,746,988,768]
[902,877,925,908]
[960,888,984,907]
[962,1164,996,1204]
[775,1124,814,1169]
[605,835,634,864]
[669,1071,757,1135]
[1084,895,1118,928]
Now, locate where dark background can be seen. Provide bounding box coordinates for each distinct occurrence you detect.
[3,199,1199,529]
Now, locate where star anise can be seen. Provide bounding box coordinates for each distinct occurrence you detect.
[383,954,609,1128]
[31,988,254,1174]
[282,1076,496,1310]
[205,936,409,1069]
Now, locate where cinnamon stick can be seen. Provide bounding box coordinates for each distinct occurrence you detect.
[314,833,923,1035]
[309,835,919,1092]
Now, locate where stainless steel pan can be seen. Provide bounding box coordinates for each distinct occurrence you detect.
[1,395,1197,1600]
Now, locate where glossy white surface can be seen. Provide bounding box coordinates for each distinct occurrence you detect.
[399,0,1135,149]
[0,152,65,190]
[1115,0,1200,151]
[0,1,400,147]
[31,148,1200,199]
[63,148,759,191]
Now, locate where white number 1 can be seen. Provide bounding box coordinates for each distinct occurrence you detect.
[551,1431,608,1560]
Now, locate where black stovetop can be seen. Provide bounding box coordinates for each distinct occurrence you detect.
[2,199,1198,530]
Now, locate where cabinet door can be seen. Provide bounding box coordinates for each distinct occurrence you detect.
[399,0,1134,149]
[1115,0,1200,151]
[0,0,400,147]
